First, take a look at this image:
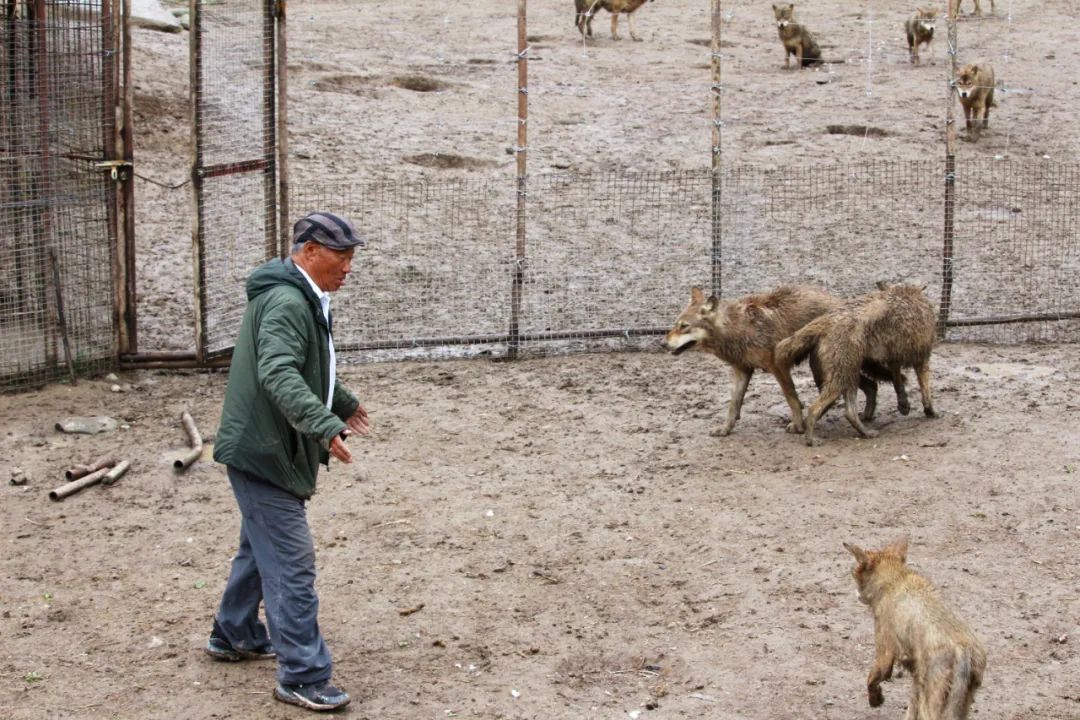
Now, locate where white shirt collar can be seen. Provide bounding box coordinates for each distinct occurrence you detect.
[293,260,331,315]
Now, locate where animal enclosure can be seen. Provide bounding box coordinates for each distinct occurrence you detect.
[3,0,1079,386]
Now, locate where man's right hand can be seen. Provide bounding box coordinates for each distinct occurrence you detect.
[329,432,353,464]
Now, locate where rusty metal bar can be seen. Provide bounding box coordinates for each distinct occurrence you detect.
[945,312,1080,328]
[101,459,131,486]
[198,157,270,179]
[50,465,111,501]
[47,247,76,384]
[65,455,117,481]
[174,410,204,471]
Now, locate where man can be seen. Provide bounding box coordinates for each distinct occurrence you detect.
[206,211,371,712]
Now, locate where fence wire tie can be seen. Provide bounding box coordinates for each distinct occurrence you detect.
[515,45,531,60]
[519,86,529,95]
[514,145,528,153]
[944,171,956,182]
[710,83,723,94]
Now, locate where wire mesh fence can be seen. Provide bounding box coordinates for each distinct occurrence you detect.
[191,0,276,358]
[1,0,117,389]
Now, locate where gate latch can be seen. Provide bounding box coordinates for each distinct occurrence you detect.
[94,160,131,181]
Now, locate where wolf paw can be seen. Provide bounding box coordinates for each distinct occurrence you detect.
[868,686,885,708]
[924,407,939,418]
[785,421,804,434]
[710,425,733,437]
[859,411,877,422]
[805,435,822,447]
[860,428,880,439]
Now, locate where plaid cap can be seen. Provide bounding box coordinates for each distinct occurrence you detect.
[292,211,367,250]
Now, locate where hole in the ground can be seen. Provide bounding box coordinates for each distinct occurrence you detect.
[390,75,449,92]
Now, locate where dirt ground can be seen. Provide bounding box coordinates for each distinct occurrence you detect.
[2,342,1078,719]
[2,1,1079,719]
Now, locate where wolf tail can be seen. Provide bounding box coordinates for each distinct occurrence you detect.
[942,646,983,719]
[775,322,822,370]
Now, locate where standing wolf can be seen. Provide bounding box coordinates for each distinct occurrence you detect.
[905,7,937,66]
[774,283,937,446]
[955,63,996,142]
[575,0,655,42]
[844,538,986,720]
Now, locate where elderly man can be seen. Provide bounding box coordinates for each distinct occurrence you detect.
[205,211,370,712]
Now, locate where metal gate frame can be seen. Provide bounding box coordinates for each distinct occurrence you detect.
[190,0,279,361]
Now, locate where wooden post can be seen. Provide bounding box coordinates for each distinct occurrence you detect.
[710,0,722,299]
[262,0,277,259]
[189,0,207,363]
[938,2,958,339]
[508,0,527,359]
[276,0,289,256]
[119,0,137,353]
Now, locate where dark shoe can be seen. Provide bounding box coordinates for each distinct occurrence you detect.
[204,633,275,662]
[274,681,351,711]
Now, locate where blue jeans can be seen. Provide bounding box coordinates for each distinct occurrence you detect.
[214,465,332,685]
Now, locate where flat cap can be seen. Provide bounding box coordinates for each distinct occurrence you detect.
[292,211,367,250]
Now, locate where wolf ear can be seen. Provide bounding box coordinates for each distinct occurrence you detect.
[843,542,869,565]
[690,286,704,303]
[703,295,719,313]
[885,536,909,562]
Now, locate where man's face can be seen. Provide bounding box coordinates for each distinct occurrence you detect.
[299,243,355,292]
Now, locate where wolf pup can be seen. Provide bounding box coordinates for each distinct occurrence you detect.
[775,283,937,446]
[956,63,996,142]
[772,3,822,69]
[844,538,986,720]
[905,8,937,66]
[575,0,654,42]
[663,286,899,436]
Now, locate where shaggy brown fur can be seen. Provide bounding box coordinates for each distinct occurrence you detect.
[956,63,996,142]
[844,538,986,720]
[905,7,937,66]
[663,286,899,436]
[774,283,936,446]
[772,3,822,68]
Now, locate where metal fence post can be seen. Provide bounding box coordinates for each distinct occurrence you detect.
[508,0,527,359]
[710,0,722,299]
[939,2,958,339]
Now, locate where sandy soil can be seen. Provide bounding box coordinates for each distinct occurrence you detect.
[2,2,1078,719]
[2,342,1078,719]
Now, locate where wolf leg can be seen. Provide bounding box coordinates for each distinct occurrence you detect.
[610,13,621,40]
[915,361,937,417]
[893,368,911,415]
[803,387,839,447]
[844,387,879,438]
[772,367,806,433]
[858,375,878,421]
[713,366,752,436]
[628,11,642,41]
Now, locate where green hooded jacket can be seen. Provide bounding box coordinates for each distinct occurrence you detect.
[213,257,359,499]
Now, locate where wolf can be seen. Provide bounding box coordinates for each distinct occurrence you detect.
[950,0,995,17]
[844,538,987,720]
[663,286,902,437]
[905,8,937,66]
[772,3,822,69]
[575,0,654,42]
[956,63,996,142]
[774,283,937,446]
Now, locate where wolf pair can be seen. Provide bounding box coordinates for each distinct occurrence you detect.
[664,283,937,446]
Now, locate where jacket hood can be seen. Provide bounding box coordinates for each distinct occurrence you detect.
[246,257,318,304]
